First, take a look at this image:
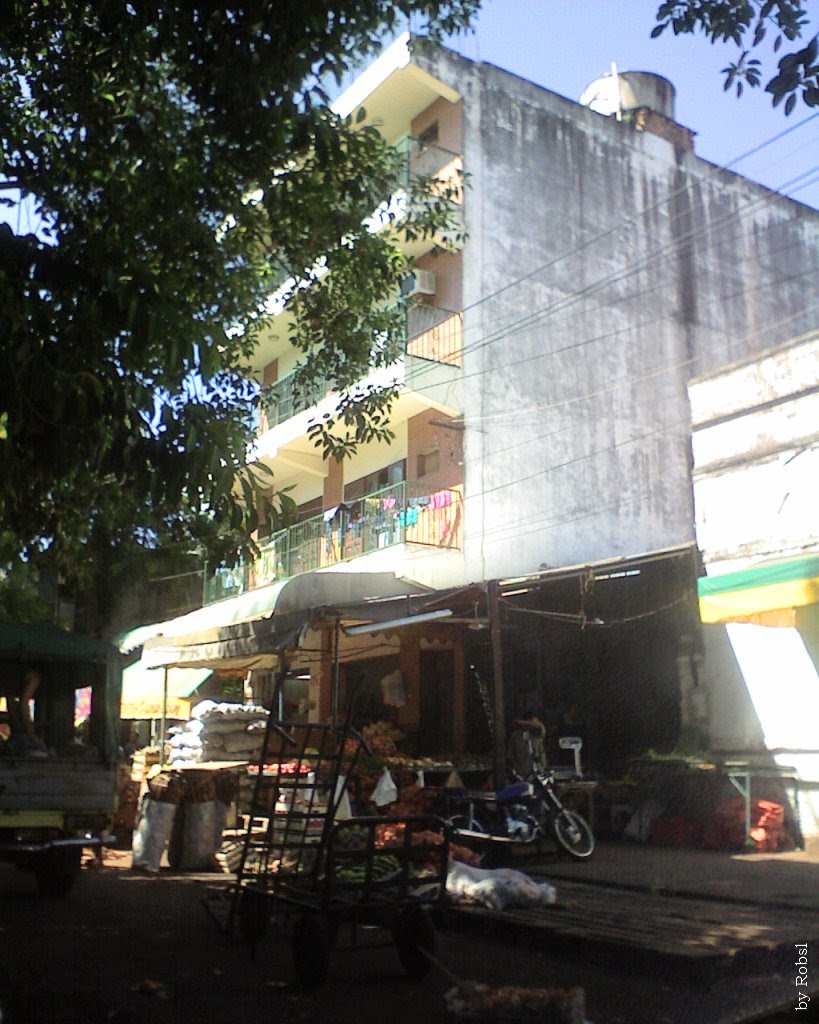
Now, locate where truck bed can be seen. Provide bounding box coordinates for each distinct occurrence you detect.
[0,758,116,813]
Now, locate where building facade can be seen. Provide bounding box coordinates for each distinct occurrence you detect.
[689,331,819,835]
[138,36,819,774]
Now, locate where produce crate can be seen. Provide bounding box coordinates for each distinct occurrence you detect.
[204,712,450,989]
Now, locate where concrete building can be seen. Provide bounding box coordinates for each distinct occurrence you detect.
[132,36,819,777]
[690,331,819,836]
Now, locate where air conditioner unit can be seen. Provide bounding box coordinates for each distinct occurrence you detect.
[401,269,436,298]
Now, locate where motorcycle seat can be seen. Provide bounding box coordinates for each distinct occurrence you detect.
[452,781,533,804]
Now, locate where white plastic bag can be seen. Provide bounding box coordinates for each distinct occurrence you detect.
[334,774,352,820]
[624,799,663,843]
[372,767,398,807]
[380,669,406,708]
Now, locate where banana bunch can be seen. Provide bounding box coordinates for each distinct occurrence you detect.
[335,853,400,884]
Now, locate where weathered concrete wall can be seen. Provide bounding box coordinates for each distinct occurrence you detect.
[415,46,819,583]
[689,332,819,569]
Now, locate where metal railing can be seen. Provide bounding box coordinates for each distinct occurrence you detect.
[259,371,334,431]
[258,305,462,430]
[406,305,463,367]
[393,136,462,191]
[203,482,463,604]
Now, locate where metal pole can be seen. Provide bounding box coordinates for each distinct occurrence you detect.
[488,579,506,788]
[331,619,341,723]
[159,666,168,768]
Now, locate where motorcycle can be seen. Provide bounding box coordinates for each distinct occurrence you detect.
[441,738,595,861]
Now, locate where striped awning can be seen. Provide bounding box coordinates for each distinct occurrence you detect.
[698,554,819,625]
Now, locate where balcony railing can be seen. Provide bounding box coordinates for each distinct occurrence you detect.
[260,371,334,431]
[393,136,462,194]
[203,481,463,604]
[406,305,463,367]
[259,305,462,430]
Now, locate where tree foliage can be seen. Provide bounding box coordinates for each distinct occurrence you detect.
[653,1,819,113]
[0,2,476,626]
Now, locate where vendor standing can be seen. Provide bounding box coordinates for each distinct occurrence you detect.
[6,668,44,751]
[508,711,547,778]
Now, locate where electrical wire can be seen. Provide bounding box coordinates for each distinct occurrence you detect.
[257,100,819,560]
[402,160,819,391]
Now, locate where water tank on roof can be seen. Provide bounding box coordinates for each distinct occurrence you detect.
[579,69,676,120]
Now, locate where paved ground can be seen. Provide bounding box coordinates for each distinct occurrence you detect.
[525,835,819,909]
[0,841,816,1024]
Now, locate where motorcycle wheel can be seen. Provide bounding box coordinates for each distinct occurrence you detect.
[447,813,487,837]
[552,808,595,860]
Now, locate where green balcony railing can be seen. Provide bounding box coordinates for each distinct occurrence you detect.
[203,481,462,605]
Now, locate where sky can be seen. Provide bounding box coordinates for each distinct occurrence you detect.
[6,3,818,230]
[441,0,819,211]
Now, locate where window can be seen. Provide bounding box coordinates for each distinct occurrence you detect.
[417,450,440,478]
[418,121,439,145]
[344,460,406,502]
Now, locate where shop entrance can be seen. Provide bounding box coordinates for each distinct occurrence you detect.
[418,649,454,756]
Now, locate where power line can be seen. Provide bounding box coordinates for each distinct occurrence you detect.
[451,111,819,321]
[402,159,819,392]
[458,271,819,435]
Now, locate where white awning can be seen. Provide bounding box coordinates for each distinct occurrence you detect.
[121,663,212,719]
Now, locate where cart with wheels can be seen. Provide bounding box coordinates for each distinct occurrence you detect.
[206,715,449,988]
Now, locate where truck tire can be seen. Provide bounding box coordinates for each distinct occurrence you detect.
[34,848,82,898]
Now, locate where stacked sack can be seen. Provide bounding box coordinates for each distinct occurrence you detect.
[194,700,270,762]
[190,701,270,813]
[166,718,205,767]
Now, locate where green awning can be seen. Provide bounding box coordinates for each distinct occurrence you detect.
[0,621,119,663]
[698,554,819,624]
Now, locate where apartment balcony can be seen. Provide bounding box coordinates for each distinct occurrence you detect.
[203,481,463,604]
[260,370,334,432]
[394,136,462,192]
[258,304,462,435]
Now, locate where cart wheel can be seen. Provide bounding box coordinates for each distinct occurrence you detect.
[292,912,330,988]
[392,907,436,981]
[237,888,269,946]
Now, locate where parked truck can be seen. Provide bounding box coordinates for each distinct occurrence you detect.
[0,622,123,895]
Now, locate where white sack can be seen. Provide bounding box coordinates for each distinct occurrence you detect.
[132,797,177,874]
[446,861,557,911]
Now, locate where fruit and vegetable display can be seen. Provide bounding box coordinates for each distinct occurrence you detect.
[444,982,587,1023]
[333,853,402,884]
[362,720,404,757]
